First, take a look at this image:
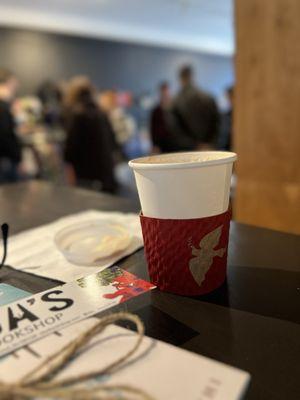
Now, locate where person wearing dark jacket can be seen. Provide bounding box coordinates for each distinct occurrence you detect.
[150,82,173,153]
[218,86,234,151]
[64,77,117,193]
[172,65,220,150]
[0,68,21,183]
[150,82,196,153]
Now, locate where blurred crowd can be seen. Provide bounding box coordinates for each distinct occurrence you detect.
[0,66,233,195]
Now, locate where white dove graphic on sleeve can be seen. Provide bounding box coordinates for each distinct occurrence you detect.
[189,225,226,287]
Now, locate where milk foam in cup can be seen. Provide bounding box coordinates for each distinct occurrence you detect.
[129,151,237,219]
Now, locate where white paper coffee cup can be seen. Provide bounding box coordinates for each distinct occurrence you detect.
[129,151,237,219]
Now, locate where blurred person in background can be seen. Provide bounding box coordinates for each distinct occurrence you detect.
[218,85,234,151]
[150,81,196,153]
[172,65,220,150]
[99,90,136,159]
[0,68,21,183]
[63,76,117,193]
[37,80,63,128]
[150,81,173,153]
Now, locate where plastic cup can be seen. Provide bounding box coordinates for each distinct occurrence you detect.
[129,151,237,219]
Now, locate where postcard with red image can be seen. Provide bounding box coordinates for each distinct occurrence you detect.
[77,266,155,304]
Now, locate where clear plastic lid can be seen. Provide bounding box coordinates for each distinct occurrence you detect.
[54,220,132,265]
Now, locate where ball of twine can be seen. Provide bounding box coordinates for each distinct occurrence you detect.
[0,312,155,400]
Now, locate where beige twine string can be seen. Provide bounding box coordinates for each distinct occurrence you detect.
[0,312,156,400]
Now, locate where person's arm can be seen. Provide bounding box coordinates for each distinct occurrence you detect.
[204,97,220,145]
[0,107,21,163]
[217,112,232,151]
[149,107,161,148]
[64,113,84,184]
[103,113,118,151]
[97,114,117,193]
[64,113,83,164]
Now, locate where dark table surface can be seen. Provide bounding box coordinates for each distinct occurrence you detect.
[1,181,299,400]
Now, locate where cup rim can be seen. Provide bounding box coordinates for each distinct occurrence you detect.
[128,151,237,171]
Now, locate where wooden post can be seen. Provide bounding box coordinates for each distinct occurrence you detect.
[234,0,300,234]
